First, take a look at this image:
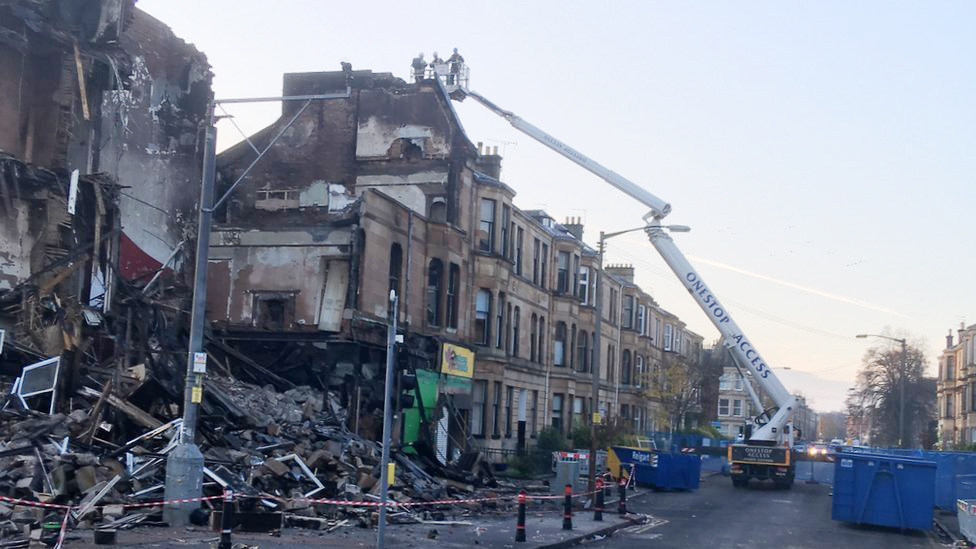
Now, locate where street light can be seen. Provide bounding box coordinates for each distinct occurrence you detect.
[163,88,352,526]
[856,333,908,448]
[588,223,689,493]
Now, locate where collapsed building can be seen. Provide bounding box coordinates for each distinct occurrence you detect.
[0,0,211,370]
[209,69,483,460]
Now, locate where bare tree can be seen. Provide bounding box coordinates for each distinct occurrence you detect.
[648,352,705,433]
[844,333,936,448]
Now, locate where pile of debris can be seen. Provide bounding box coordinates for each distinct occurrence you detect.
[0,372,506,542]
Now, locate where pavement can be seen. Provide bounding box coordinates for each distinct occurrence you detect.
[59,493,645,548]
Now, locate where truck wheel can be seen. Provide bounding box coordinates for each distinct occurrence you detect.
[732,477,747,488]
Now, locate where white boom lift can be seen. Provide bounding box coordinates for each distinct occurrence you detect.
[442,70,797,487]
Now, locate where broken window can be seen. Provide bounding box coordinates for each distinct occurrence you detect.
[388,243,403,297]
[478,198,496,252]
[253,292,296,330]
[426,259,443,327]
[446,263,460,329]
[474,289,491,345]
[14,357,61,415]
[389,137,424,160]
[554,322,567,367]
[255,189,300,210]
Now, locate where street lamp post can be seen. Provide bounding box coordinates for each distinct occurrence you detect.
[587,224,690,494]
[163,89,351,525]
[856,334,908,448]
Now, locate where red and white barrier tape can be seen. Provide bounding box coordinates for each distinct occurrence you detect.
[0,493,225,511]
[53,507,72,549]
[120,495,225,509]
[0,495,71,510]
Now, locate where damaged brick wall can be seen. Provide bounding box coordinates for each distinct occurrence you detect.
[0,1,212,286]
[212,71,476,340]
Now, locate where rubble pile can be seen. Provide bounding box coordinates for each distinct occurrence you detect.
[0,374,504,543]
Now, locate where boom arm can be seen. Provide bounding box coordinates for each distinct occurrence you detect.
[460,85,794,442]
[464,89,672,220]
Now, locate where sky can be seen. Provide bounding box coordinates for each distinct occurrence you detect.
[139,0,976,412]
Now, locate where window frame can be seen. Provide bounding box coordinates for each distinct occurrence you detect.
[478,198,496,253]
[426,259,444,327]
[474,288,491,345]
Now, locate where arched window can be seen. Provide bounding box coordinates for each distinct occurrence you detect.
[426,259,443,326]
[554,322,567,366]
[530,313,538,362]
[622,350,632,386]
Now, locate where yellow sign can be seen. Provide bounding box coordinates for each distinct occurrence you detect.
[592,412,602,425]
[441,343,474,378]
[387,463,396,487]
[191,386,203,404]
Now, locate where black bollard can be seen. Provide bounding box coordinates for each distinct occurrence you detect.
[618,475,627,515]
[594,477,604,521]
[217,489,234,549]
[562,484,573,530]
[515,490,527,542]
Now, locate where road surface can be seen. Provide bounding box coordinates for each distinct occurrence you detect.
[601,469,940,548]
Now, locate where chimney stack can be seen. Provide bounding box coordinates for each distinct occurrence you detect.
[563,216,584,241]
[947,329,954,349]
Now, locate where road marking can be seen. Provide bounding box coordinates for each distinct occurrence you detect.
[623,517,669,534]
[772,499,792,504]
